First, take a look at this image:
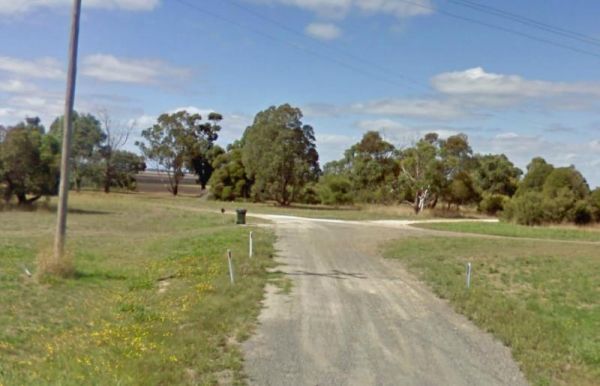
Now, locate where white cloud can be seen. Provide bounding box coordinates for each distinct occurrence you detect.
[128,114,156,129]
[0,90,64,126]
[0,56,64,79]
[305,22,342,40]
[168,106,215,116]
[495,132,520,140]
[302,103,343,117]
[0,79,38,94]
[253,0,433,19]
[304,67,600,124]
[432,67,600,99]
[355,118,459,145]
[0,0,160,15]
[356,118,407,132]
[82,54,191,85]
[351,98,465,119]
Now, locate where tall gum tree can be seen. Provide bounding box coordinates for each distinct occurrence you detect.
[242,104,319,206]
[137,110,220,195]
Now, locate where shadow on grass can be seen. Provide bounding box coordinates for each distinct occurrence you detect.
[4,203,115,215]
[74,270,128,281]
[67,208,114,215]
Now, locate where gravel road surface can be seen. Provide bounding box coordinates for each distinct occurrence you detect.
[242,215,527,386]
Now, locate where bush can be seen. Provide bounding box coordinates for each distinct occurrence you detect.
[297,184,321,205]
[589,188,600,222]
[541,187,577,223]
[573,201,593,225]
[503,191,546,225]
[317,175,353,206]
[478,193,509,215]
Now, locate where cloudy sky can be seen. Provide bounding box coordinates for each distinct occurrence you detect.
[1,0,600,185]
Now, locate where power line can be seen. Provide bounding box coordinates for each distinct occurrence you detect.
[223,0,430,91]
[447,0,600,48]
[396,0,600,60]
[170,0,576,135]
[172,0,426,92]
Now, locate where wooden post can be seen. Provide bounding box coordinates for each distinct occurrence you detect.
[54,0,82,261]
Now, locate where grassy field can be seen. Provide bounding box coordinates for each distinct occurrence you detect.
[414,221,600,242]
[0,192,277,385]
[384,236,600,386]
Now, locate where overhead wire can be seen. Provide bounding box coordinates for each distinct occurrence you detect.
[396,0,600,59]
[223,0,430,91]
[170,0,581,135]
[172,0,429,92]
[447,0,600,48]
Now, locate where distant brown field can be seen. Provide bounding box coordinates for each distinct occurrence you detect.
[134,171,204,196]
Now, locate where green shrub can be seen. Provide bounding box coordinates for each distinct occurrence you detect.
[541,187,577,223]
[573,201,593,225]
[317,175,353,206]
[478,193,509,215]
[589,188,600,222]
[297,184,321,205]
[542,167,589,200]
[503,191,546,225]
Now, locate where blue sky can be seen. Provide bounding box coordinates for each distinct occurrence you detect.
[1,0,600,186]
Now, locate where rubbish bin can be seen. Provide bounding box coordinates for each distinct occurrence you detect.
[236,209,247,225]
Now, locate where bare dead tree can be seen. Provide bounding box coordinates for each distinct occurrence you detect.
[98,109,134,193]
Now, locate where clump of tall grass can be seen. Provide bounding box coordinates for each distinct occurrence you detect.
[36,247,75,279]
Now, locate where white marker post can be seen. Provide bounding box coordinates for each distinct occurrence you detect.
[227,249,235,285]
[466,262,472,289]
[249,231,254,258]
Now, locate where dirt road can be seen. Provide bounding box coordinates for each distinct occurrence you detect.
[242,216,527,386]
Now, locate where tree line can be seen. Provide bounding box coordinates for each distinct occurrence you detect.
[2,103,599,226]
[0,112,145,206]
[205,104,600,226]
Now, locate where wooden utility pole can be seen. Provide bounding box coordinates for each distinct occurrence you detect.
[54,0,82,260]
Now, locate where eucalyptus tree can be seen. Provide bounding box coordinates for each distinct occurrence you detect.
[0,118,60,205]
[242,104,319,206]
[137,110,220,195]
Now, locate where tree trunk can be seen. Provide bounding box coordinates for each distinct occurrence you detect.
[430,194,438,209]
[104,165,111,193]
[16,192,27,206]
[16,193,41,206]
[3,185,12,203]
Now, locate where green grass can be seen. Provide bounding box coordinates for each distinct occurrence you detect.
[384,236,600,386]
[414,221,600,242]
[0,192,276,385]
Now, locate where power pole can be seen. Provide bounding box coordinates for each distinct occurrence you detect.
[54,0,82,261]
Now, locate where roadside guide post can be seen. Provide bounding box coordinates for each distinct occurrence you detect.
[466,262,472,289]
[249,231,254,258]
[227,249,235,285]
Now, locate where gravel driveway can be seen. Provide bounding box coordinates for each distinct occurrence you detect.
[242,215,527,386]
